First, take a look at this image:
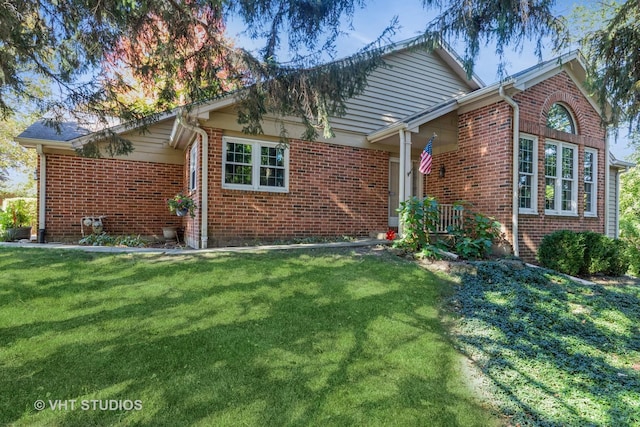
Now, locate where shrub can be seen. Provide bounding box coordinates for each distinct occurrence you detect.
[537,230,585,276]
[79,233,147,247]
[582,231,630,276]
[0,199,35,229]
[447,203,502,259]
[620,219,640,277]
[394,196,439,252]
[626,243,640,277]
[539,230,630,276]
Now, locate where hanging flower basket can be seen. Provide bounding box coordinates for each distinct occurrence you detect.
[167,193,197,218]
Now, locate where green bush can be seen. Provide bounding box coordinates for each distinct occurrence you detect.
[448,203,502,259]
[581,231,630,276]
[537,230,585,276]
[538,230,630,276]
[620,219,640,277]
[0,199,35,229]
[394,196,439,252]
[626,243,640,277]
[79,233,147,247]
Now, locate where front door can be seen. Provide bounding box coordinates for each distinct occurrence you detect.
[389,158,424,227]
[389,159,399,227]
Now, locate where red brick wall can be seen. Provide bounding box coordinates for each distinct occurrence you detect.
[201,128,389,246]
[43,154,184,241]
[515,72,606,261]
[428,102,514,240]
[429,71,606,262]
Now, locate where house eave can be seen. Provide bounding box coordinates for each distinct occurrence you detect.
[611,158,635,170]
[367,122,408,143]
[16,137,75,151]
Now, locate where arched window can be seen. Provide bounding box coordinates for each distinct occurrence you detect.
[546,103,576,134]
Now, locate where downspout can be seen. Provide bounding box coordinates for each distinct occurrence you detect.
[499,86,520,258]
[36,144,46,243]
[604,132,610,237]
[176,113,209,249]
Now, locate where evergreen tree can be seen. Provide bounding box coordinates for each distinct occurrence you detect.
[1,0,567,156]
[576,0,640,132]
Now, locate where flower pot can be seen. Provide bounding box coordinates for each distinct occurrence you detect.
[176,208,189,217]
[7,226,32,241]
[163,227,177,240]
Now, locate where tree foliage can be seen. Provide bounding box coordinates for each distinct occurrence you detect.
[1,0,569,157]
[620,144,640,235]
[0,113,37,196]
[578,0,640,131]
[418,0,567,78]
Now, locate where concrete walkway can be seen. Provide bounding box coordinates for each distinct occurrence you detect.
[0,239,389,255]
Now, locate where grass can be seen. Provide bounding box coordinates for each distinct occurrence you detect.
[449,262,640,426]
[0,247,498,426]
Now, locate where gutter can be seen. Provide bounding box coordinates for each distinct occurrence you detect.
[175,112,209,249]
[36,144,46,243]
[499,86,520,258]
[604,133,610,237]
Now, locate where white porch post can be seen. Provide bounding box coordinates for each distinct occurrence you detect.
[398,130,406,236]
[404,130,413,201]
[398,130,413,237]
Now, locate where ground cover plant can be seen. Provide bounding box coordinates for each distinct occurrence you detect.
[0,247,498,426]
[448,261,640,426]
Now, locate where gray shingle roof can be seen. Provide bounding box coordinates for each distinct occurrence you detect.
[18,120,94,142]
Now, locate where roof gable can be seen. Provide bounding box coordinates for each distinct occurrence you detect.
[369,50,605,140]
[16,38,483,147]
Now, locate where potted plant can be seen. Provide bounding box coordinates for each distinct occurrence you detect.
[0,199,34,240]
[167,193,197,218]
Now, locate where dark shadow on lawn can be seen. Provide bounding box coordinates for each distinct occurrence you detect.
[449,262,640,426]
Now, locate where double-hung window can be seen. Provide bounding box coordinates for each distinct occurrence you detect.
[545,140,578,215]
[222,137,289,192]
[584,148,598,216]
[518,135,538,213]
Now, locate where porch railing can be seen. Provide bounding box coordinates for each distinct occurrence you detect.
[435,204,463,234]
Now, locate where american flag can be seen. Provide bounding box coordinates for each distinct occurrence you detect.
[419,135,434,175]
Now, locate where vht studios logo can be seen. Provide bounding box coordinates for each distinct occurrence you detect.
[34,399,142,411]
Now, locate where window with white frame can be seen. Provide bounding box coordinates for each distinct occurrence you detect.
[222,137,289,192]
[546,103,576,134]
[518,135,538,213]
[584,148,598,216]
[545,141,578,215]
[189,143,198,191]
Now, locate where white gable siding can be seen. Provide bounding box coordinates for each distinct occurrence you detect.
[332,48,474,134]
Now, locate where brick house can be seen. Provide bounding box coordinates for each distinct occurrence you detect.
[16,41,630,261]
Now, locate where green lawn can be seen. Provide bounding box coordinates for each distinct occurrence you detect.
[450,262,640,426]
[0,247,498,426]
